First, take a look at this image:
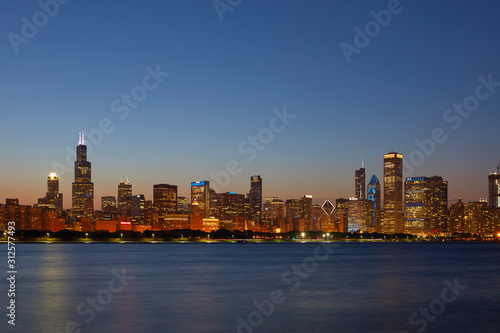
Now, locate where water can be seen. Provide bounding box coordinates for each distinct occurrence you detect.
[3,242,500,333]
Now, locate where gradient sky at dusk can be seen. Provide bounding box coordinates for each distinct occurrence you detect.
[1,0,500,209]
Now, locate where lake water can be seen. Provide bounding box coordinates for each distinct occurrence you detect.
[3,242,500,333]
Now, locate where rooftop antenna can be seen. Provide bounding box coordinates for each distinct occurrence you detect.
[121,176,123,183]
[497,163,500,174]
[362,156,364,169]
[78,128,85,145]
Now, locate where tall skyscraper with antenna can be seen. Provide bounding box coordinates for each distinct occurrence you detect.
[355,159,366,200]
[118,177,133,218]
[72,129,94,219]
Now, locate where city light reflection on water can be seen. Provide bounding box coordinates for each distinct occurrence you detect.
[10,242,500,333]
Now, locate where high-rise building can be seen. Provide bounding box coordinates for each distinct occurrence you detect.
[3,199,31,230]
[191,181,210,216]
[301,195,313,231]
[335,198,349,233]
[367,172,381,232]
[217,192,246,217]
[449,199,466,233]
[131,194,145,223]
[118,178,132,218]
[249,175,262,222]
[429,176,448,233]
[488,167,500,208]
[383,152,403,233]
[348,197,366,232]
[285,199,302,219]
[38,172,63,217]
[72,130,94,219]
[177,196,189,214]
[466,200,488,235]
[101,196,116,212]
[153,184,178,214]
[404,177,430,234]
[355,165,366,200]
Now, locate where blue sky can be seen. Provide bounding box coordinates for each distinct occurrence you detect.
[1,0,500,208]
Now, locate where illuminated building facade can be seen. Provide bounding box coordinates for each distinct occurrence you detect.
[335,198,349,232]
[355,165,366,200]
[118,178,132,218]
[191,181,210,217]
[348,197,366,232]
[488,169,500,208]
[301,195,313,231]
[366,172,381,232]
[404,177,430,234]
[383,152,403,233]
[153,184,178,214]
[217,192,246,217]
[72,130,94,219]
[429,176,448,233]
[449,199,466,233]
[177,196,189,214]
[101,196,116,212]
[38,172,63,217]
[131,194,145,223]
[249,175,262,222]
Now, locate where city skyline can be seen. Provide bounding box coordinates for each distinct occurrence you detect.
[2,130,498,211]
[1,1,500,207]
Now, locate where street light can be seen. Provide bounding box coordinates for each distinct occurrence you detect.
[301,232,305,239]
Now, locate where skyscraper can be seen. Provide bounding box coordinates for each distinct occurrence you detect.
[216,192,246,217]
[101,196,116,212]
[154,184,178,214]
[191,181,210,217]
[72,130,94,219]
[118,178,132,218]
[301,195,313,231]
[355,163,366,200]
[488,166,500,208]
[335,198,349,233]
[429,176,448,233]
[348,197,366,232]
[404,177,430,234]
[249,175,262,222]
[449,199,466,233]
[38,172,63,217]
[367,172,381,232]
[383,152,403,233]
[131,194,145,223]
